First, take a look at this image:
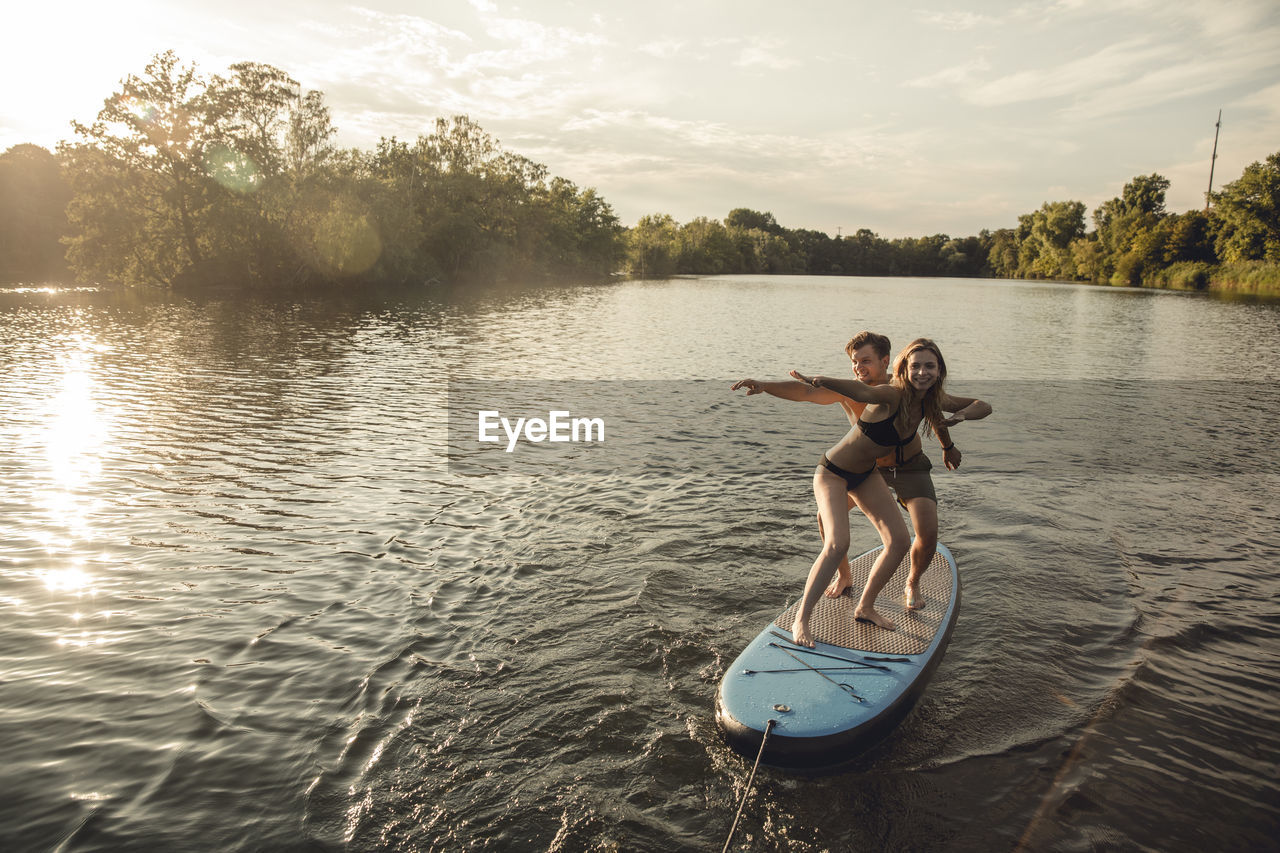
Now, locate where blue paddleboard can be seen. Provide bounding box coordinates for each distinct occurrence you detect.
[716,542,960,772]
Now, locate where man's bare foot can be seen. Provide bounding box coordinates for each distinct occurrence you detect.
[824,565,853,598]
[790,616,814,648]
[904,582,924,610]
[854,607,896,631]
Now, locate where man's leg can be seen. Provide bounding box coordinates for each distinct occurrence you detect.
[903,496,938,609]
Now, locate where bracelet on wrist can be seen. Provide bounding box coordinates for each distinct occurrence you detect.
[942,442,955,451]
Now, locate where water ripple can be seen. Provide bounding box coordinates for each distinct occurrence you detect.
[1,280,1278,851]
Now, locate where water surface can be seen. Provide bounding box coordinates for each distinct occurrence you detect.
[1,276,1277,851]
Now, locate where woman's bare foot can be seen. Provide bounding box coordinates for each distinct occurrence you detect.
[824,565,853,598]
[854,606,896,631]
[790,616,814,648]
[904,582,924,610]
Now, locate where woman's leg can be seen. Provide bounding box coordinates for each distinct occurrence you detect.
[791,466,853,647]
[850,472,911,630]
[818,491,858,597]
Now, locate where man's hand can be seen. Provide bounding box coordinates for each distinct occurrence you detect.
[731,378,765,395]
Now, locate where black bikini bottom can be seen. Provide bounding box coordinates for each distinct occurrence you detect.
[820,454,876,492]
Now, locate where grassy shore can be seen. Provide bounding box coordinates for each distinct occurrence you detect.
[1138,261,1280,296]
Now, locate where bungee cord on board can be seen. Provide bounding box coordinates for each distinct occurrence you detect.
[721,718,777,853]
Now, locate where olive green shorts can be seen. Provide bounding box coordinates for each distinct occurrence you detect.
[878,452,937,505]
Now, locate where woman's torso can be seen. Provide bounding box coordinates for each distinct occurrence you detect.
[827,390,921,471]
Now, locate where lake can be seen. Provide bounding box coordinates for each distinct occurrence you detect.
[1,275,1277,851]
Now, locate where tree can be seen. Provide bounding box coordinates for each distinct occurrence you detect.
[839,228,892,275]
[1093,173,1170,257]
[370,118,620,282]
[211,62,298,182]
[1016,201,1086,279]
[61,51,351,287]
[1212,152,1280,262]
[675,216,738,273]
[1070,237,1107,281]
[790,228,839,274]
[404,115,543,278]
[626,214,679,276]
[725,208,782,234]
[1162,211,1217,265]
[0,144,71,282]
[62,50,221,284]
[530,178,623,275]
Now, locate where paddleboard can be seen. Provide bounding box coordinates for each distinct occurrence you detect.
[716,542,960,772]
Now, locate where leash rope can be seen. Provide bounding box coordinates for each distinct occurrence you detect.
[721,718,777,853]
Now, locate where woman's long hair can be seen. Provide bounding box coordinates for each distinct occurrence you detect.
[891,338,947,437]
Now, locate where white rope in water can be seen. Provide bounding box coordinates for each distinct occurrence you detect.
[721,719,777,853]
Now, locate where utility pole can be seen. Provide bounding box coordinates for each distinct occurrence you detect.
[1205,109,1222,212]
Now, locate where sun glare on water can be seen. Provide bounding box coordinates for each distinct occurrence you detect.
[37,343,109,541]
[20,333,119,631]
[27,337,126,648]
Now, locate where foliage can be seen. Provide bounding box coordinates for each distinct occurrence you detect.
[1211,152,1280,263]
[1143,261,1213,291]
[622,212,989,279]
[4,50,1278,295]
[626,214,680,277]
[1015,201,1086,279]
[617,166,1277,293]
[0,144,71,281]
[1206,260,1280,294]
[34,51,621,288]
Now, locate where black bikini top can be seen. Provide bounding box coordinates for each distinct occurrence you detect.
[857,400,920,447]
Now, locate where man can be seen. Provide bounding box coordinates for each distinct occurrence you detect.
[731,330,990,608]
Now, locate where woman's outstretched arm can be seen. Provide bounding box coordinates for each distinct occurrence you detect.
[731,378,846,404]
[789,370,898,405]
[939,392,992,426]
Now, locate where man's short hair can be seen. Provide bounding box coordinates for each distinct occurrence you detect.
[845,331,891,360]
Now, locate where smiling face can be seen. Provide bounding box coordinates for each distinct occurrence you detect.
[906,349,941,391]
[849,344,891,384]
[893,339,947,395]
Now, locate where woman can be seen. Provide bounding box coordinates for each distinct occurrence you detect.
[782,338,961,647]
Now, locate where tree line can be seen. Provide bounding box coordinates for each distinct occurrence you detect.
[1,51,622,288]
[623,163,1280,293]
[1,50,1278,292]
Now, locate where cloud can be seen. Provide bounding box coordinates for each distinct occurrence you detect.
[290,4,617,134]
[905,57,991,90]
[733,38,800,70]
[1231,81,1280,117]
[462,13,607,75]
[914,10,1003,31]
[637,38,686,59]
[538,105,972,231]
[1056,24,1280,120]
[966,37,1171,107]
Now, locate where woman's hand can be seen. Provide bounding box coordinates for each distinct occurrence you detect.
[943,445,962,470]
[731,378,764,395]
[788,370,821,388]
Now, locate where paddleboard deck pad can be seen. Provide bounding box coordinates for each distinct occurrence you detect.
[716,543,959,772]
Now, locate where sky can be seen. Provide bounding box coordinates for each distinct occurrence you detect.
[4,0,1278,238]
